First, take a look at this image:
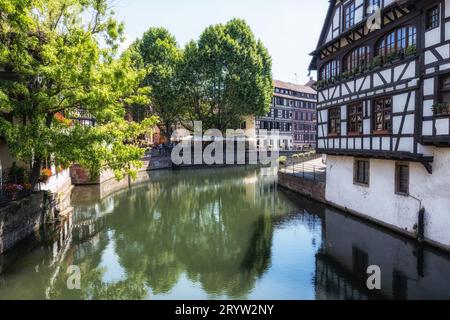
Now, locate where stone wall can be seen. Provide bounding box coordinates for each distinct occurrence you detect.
[70,159,155,185]
[0,193,45,254]
[71,171,152,204]
[70,164,115,185]
[278,172,326,203]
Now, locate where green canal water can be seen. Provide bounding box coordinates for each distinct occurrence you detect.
[1,167,450,300]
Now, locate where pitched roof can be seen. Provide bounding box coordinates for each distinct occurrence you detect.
[273,79,317,94]
[309,0,336,71]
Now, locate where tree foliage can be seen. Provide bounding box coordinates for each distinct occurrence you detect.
[133,27,183,139]
[0,0,158,184]
[133,19,273,135]
[179,18,273,131]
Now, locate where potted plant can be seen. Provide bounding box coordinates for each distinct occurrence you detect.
[406,45,417,56]
[371,56,382,69]
[278,156,287,165]
[317,80,326,89]
[4,183,24,200]
[39,168,53,183]
[432,103,449,115]
[341,71,351,80]
[386,50,400,64]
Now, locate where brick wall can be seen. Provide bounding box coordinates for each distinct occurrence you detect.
[278,172,326,203]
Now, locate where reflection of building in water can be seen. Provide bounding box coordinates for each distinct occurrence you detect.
[317,208,450,300]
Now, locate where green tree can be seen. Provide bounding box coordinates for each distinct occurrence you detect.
[0,0,158,185]
[133,27,182,141]
[179,18,273,131]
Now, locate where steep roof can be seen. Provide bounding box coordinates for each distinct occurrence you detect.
[273,79,317,94]
[308,0,336,71]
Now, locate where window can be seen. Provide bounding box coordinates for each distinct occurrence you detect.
[343,1,356,32]
[393,270,408,300]
[426,6,440,31]
[396,163,409,195]
[348,102,363,135]
[373,97,392,133]
[328,107,341,135]
[376,26,417,57]
[365,0,380,15]
[352,246,369,279]
[343,46,371,72]
[320,60,340,81]
[354,159,370,186]
[440,73,450,104]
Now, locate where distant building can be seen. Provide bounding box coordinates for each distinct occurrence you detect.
[256,80,317,151]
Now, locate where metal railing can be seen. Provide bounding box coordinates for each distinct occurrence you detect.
[149,145,173,158]
[279,154,326,182]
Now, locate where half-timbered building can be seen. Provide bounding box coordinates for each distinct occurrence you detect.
[309,0,450,249]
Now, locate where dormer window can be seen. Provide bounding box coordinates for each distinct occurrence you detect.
[376,26,417,57]
[343,1,356,32]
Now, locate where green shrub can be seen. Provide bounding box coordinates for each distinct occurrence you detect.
[406,45,417,56]
[278,156,287,165]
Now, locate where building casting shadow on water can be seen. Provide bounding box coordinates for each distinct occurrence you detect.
[280,187,450,300]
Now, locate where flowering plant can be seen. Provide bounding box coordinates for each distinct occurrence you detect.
[4,183,24,193]
[23,183,33,191]
[54,112,72,127]
[40,168,53,183]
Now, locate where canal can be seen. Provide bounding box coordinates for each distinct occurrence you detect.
[0,167,450,300]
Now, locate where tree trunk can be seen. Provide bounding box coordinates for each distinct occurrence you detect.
[30,157,43,189]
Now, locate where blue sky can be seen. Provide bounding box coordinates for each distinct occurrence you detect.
[113,0,329,84]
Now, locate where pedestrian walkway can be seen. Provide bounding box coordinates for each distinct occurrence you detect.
[279,156,326,182]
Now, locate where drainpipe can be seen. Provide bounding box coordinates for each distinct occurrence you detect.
[409,194,425,243]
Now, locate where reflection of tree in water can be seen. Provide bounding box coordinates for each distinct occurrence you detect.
[102,168,292,299]
[39,168,296,299]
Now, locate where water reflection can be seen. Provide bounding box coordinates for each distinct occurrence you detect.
[0,167,450,300]
[315,208,450,300]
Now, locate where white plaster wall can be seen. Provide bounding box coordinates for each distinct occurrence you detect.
[325,151,450,248]
[424,78,435,96]
[40,169,72,194]
[436,118,450,135]
[423,99,434,117]
[425,28,441,48]
[423,120,433,136]
[383,0,395,7]
[446,22,450,41]
[436,43,450,59]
